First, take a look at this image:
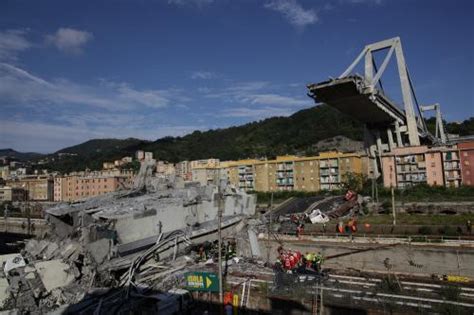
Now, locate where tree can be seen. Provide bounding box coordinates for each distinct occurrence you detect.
[341,172,369,192]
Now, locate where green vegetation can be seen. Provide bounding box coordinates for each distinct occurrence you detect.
[341,172,368,191]
[120,160,141,172]
[256,182,474,206]
[36,105,365,173]
[0,149,45,161]
[376,184,474,202]
[145,105,363,162]
[359,213,474,226]
[18,106,473,175]
[425,116,474,137]
[254,190,341,205]
[41,138,148,173]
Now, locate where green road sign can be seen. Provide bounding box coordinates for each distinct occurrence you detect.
[185,272,219,292]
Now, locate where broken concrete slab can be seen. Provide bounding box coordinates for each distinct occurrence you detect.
[61,241,82,261]
[86,238,111,265]
[0,277,9,308]
[34,260,75,292]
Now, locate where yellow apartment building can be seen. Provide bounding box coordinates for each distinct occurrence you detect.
[7,176,54,201]
[223,152,367,192]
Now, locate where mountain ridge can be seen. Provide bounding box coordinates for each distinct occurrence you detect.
[3,105,473,174]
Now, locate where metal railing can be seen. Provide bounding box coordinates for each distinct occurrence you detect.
[272,231,474,244]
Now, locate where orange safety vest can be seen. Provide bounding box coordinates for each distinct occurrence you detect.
[224,292,233,305]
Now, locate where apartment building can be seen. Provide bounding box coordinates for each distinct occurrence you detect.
[442,147,462,188]
[175,161,192,181]
[254,163,272,192]
[381,143,474,188]
[54,174,133,202]
[0,186,27,202]
[222,159,259,191]
[103,162,115,170]
[156,161,176,178]
[223,152,366,192]
[144,152,154,161]
[293,158,320,192]
[135,150,145,160]
[459,141,474,186]
[0,166,10,180]
[189,158,220,170]
[274,156,295,191]
[7,176,54,201]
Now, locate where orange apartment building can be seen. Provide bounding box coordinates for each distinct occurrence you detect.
[54,173,134,202]
[381,141,474,188]
[459,141,474,186]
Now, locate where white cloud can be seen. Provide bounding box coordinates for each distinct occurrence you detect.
[247,94,308,106]
[45,28,93,54]
[0,29,31,61]
[205,81,308,107]
[0,63,178,110]
[220,106,294,118]
[191,71,217,80]
[264,0,318,28]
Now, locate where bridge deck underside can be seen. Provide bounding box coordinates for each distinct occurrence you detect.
[308,76,406,127]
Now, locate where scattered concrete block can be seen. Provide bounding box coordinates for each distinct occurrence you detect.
[0,277,10,308]
[34,260,74,292]
[86,238,111,265]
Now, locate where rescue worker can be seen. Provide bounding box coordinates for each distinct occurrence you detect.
[224,292,233,315]
[198,245,206,261]
[337,221,344,234]
[314,252,324,272]
[305,252,314,268]
[284,254,291,270]
[274,259,283,272]
[311,253,318,270]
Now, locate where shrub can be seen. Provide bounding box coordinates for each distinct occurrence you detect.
[418,226,432,235]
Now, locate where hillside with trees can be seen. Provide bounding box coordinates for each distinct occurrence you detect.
[22,105,473,174]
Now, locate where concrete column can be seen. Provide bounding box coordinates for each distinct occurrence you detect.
[365,51,374,86]
[395,121,403,147]
[395,40,420,146]
[387,128,395,150]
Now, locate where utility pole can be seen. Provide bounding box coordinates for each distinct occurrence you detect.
[391,186,396,226]
[25,182,31,235]
[217,182,224,306]
[266,193,273,264]
[4,204,8,233]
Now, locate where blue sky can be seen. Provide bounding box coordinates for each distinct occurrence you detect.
[0,0,473,153]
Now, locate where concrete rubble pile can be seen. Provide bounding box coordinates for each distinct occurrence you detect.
[0,161,257,314]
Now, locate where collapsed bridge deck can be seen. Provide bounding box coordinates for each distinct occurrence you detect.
[307,75,407,128]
